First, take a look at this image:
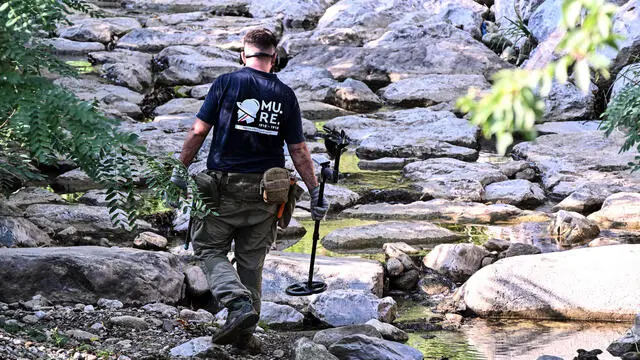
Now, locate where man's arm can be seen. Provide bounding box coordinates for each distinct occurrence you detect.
[287,142,318,190]
[179,118,213,167]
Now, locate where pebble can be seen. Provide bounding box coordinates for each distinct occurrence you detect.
[109,316,148,330]
[34,311,47,319]
[21,315,39,324]
[97,298,124,309]
[273,349,285,358]
[90,322,104,331]
[84,305,95,313]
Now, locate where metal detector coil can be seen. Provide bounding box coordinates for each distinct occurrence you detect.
[285,160,332,296]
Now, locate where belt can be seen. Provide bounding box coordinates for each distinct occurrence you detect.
[206,170,263,184]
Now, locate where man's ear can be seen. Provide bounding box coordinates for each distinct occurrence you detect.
[239,51,246,65]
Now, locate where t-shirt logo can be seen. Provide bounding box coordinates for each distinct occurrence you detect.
[235,98,283,136]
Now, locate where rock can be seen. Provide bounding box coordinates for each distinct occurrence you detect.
[77,190,109,206]
[365,319,408,342]
[608,315,640,356]
[358,157,412,171]
[21,315,39,324]
[537,356,564,360]
[65,329,99,342]
[343,199,535,223]
[300,101,355,120]
[290,23,510,84]
[259,301,304,329]
[43,38,105,55]
[542,82,595,122]
[553,183,636,214]
[0,247,183,305]
[494,0,545,28]
[588,193,640,230]
[22,295,52,310]
[179,309,214,323]
[97,57,153,93]
[404,158,508,202]
[54,77,143,106]
[463,245,640,321]
[322,221,463,252]
[325,78,382,112]
[512,131,640,199]
[386,258,404,277]
[0,217,52,248]
[309,290,397,327]
[602,1,640,75]
[298,182,359,213]
[109,315,148,330]
[622,352,640,360]
[123,0,250,14]
[6,187,64,208]
[133,232,168,251]
[379,74,490,108]
[184,265,209,297]
[389,269,420,291]
[248,0,335,29]
[500,243,541,258]
[535,121,602,135]
[142,303,178,318]
[153,45,240,86]
[294,337,340,360]
[549,210,601,247]
[383,242,420,258]
[262,252,384,310]
[484,179,546,208]
[328,334,423,360]
[424,243,490,283]
[418,269,457,295]
[97,298,124,309]
[84,305,94,313]
[25,204,152,240]
[313,325,382,348]
[278,66,337,102]
[153,98,203,116]
[611,63,640,99]
[169,336,213,358]
[483,238,511,252]
[52,168,100,193]
[588,238,622,247]
[528,0,563,43]
[302,119,318,138]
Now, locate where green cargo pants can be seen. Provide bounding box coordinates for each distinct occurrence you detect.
[190,172,278,315]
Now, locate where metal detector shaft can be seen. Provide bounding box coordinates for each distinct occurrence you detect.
[306,176,326,287]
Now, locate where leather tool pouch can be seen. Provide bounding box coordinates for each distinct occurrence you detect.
[261,167,291,204]
[194,171,221,211]
[279,181,304,229]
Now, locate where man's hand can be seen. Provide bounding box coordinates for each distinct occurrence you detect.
[309,185,329,221]
[170,168,188,194]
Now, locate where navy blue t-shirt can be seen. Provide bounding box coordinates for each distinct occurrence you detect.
[196,67,305,173]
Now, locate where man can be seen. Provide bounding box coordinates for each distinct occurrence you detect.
[171,28,328,350]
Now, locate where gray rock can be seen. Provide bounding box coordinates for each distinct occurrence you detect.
[0,217,52,248]
[379,74,490,107]
[535,121,602,135]
[550,210,601,247]
[154,45,240,86]
[153,98,203,116]
[98,298,124,309]
[184,265,209,297]
[43,38,105,55]
[542,82,595,122]
[528,0,563,43]
[59,17,141,43]
[494,0,545,28]
[124,1,250,14]
[302,119,318,138]
[21,295,51,310]
[484,238,511,252]
[179,309,214,323]
[500,243,541,258]
[365,319,408,342]
[189,83,211,99]
[259,302,304,329]
[294,337,339,360]
[300,101,354,121]
[611,63,640,99]
[169,336,213,358]
[6,187,64,208]
[588,238,622,247]
[358,157,412,171]
[484,179,546,208]
[25,204,153,240]
[390,269,420,291]
[424,243,490,282]
[328,334,423,360]
[142,303,178,318]
[418,270,457,295]
[386,258,404,277]
[77,190,109,206]
[0,247,183,305]
[298,182,359,213]
[553,183,635,213]
[100,60,153,93]
[22,315,39,324]
[83,305,94,313]
[52,168,100,193]
[309,290,397,327]
[326,78,382,112]
[537,356,564,360]
[65,329,99,342]
[343,199,534,223]
[607,314,640,356]
[601,1,640,74]
[262,252,384,310]
[133,232,168,251]
[313,325,382,348]
[589,193,640,230]
[109,315,148,330]
[383,242,420,258]
[404,158,508,202]
[278,66,337,102]
[281,28,364,58]
[322,221,463,253]
[463,245,640,321]
[497,161,533,178]
[249,0,335,29]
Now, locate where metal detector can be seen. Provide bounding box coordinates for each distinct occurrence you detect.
[322,128,351,183]
[285,158,332,296]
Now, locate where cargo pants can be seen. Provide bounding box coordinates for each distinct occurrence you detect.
[190,172,278,315]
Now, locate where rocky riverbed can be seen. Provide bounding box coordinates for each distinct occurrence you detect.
[2,0,640,359]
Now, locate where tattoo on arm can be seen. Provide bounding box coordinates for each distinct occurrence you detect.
[179,119,212,167]
[288,142,319,190]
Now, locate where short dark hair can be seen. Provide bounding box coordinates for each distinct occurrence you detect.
[243,28,277,52]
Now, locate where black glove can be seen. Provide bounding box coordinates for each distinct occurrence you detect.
[170,168,188,193]
[309,185,329,221]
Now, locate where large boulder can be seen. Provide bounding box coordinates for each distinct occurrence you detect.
[261,252,384,310]
[601,1,640,75]
[24,204,153,241]
[153,98,204,116]
[0,247,184,304]
[121,0,250,13]
[462,245,640,321]
[611,63,640,99]
[527,0,563,43]
[309,290,397,326]
[0,217,52,248]
[259,301,304,329]
[59,17,141,44]
[52,169,100,193]
[248,0,337,29]
[542,82,595,122]
[313,325,382,348]
[278,66,338,102]
[588,192,640,230]
[494,0,545,28]
[484,179,546,208]
[88,50,153,93]
[328,334,423,360]
[403,158,508,202]
[326,78,382,112]
[553,183,639,214]
[43,38,105,55]
[6,187,65,208]
[423,243,490,283]
[321,221,463,252]
[379,74,490,108]
[549,210,600,247]
[154,45,240,86]
[342,199,539,224]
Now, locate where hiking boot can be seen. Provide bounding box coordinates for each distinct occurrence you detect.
[231,333,262,355]
[211,299,259,345]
